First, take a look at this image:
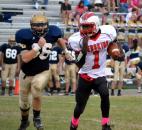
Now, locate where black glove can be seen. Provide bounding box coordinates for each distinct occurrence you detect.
[76,52,86,68]
[76,36,88,68]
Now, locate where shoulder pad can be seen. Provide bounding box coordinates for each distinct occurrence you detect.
[48,25,63,37]
[123,44,129,53]
[100,25,117,42]
[137,62,142,70]
[15,28,33,43]
[68,32,82,52]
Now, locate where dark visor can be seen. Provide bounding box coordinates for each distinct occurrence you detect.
[81,24,94,29]
[31,23,47,27]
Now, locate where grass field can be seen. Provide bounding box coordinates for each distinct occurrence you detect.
[0,95,142,130]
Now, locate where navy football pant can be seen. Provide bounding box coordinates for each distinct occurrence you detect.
[73,76,110,118]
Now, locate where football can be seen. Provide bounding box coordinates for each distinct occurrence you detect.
[107,43,120,58]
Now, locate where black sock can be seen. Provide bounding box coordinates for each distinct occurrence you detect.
[33,109,40,118]
[50,87,54,94]
[111,89,114,94]
[57,88,61,93]
[21,115,29,122]
[118,89,121,94]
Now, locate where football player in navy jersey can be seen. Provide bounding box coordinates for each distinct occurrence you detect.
[49,44,63,95]
[135,61,142,93]
[15,14,72,130]
[111,43,128,96]
[0,36,21,96]
[68,12,123,130]
[126,39,141,93]
[64,47,77,95]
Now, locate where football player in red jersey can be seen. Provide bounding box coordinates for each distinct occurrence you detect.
[15,14,72,130]
[68,12,123,130]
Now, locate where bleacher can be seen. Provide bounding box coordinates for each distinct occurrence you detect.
[0,0,139,44]
[0,0,79,44]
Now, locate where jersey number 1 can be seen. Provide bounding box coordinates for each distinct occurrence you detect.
[92,51,100,69]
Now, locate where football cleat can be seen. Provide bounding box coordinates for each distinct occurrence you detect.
[1,90,5,96]
[8,89,13,96]
[18,120,30,130]
[33,117,44,130]
[1,88,6,96]
[102,124,112,130]
[70,122,78,130]
[111,90,114,96]
[117,90,121,96]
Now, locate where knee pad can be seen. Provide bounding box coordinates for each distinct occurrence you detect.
[19,92,31,110]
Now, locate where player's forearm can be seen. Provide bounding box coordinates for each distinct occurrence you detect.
[21,49,39,63]
[1,53,4,66]
[57,38,67,50]
[17,55,21,69]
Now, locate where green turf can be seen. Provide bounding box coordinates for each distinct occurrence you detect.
[0,95,142,130]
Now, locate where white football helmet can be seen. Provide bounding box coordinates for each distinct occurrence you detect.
[79,12,101,36]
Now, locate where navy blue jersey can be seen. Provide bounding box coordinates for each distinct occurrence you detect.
[0,43,21,64]
[137,61,142,70]
[65,48,76,65]
[106,54,111,60]
[49,46,62,64]
[122,44,129,53]
[15,25,63,76]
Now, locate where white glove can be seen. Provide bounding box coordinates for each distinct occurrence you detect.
[64,48,73,61]
[32,43,41,58]
[32,43,41,52]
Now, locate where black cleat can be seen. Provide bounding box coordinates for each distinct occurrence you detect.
[9,89,13,96]
[33,117,44,130]
[111,90,114,96]
[117,90,121,96]
[70,122,78,130]
[117,92,121,96]
[1,89,5,96]
[102,124,112,130]
[18,120,30,130]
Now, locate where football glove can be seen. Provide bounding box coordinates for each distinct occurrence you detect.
[76,51,86,68]
[64,48,74,61]
[75,36,88,68]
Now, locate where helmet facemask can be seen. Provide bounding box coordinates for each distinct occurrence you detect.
[30,15,48,37]
[79,12,100,37]
[79,23,98,36]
